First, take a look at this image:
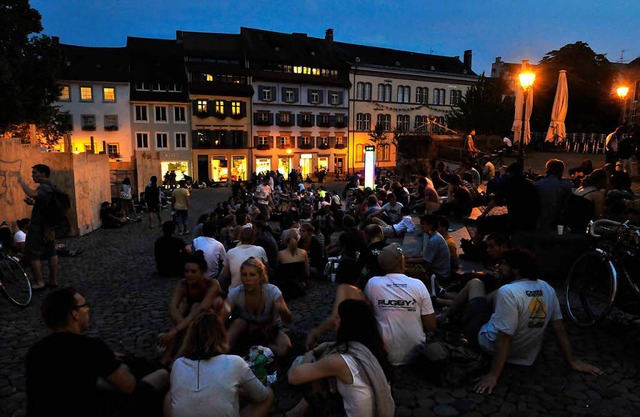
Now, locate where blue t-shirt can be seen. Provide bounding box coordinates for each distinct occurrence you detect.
[422,232,451,279]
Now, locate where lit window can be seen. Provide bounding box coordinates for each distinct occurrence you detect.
[80,86,93,101]
[175,133,187,148]
[303,67,311,75]
[293,66,302,74]
[231,101,241,116]
[103,87,116,102]
[155,106,168,122]
[206,74,214,82]
[312,68,320,75]
[174,106,186,122]
[196,100,208,114]
[156,133,168,149]
[215,100,225,114]
[59,85,71,101]
[136,132,149,148]
[135,105,148,122]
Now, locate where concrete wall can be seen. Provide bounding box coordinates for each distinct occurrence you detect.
[0,139,109,236]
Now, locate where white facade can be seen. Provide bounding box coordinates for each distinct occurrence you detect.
[56,81,132,161]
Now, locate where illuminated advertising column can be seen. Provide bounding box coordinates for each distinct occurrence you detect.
[364,145,375,189]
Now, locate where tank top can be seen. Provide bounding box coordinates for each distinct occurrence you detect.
[336,353,374,417]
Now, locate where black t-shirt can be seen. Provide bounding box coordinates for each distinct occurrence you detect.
[154,235,186,276]
[495,176,539,230]
[26,332,121,417]
[357,240,388,289]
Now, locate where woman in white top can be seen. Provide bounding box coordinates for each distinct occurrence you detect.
[120,177,137,218]
[166,312,273,417]
[221,227,268,290]
[288,299,394,417]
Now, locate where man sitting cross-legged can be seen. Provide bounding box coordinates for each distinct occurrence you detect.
[453,248,602,394]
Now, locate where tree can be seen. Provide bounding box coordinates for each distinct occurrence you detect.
[0,0,66,145]
[532,42,618,133]
[368,122,398,148]
[446,74,514,135]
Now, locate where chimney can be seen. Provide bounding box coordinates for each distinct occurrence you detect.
[464,50,472,72]
[325,28,334,42]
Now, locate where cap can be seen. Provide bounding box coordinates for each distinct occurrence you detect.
[377,243,404,273]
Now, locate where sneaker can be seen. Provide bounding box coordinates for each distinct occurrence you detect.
[430,274,446,298]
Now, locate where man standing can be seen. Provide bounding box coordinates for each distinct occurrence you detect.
[254,176,274,218]
[145,175,163,228]
[26,287,168,416]
[365,243,437,366]
[171,180,190,235]
[18,164,58,290]
[466,129,481,156]
[605,126,620,164]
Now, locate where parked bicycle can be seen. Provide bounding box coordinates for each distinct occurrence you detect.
[0,243,32,306]
[564,219,640,327]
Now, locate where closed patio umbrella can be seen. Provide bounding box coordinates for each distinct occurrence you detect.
[545,70,568,143]
[512,82,534,145]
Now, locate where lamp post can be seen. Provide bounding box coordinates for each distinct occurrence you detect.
[517,71,536,167]
[616,86,629,125]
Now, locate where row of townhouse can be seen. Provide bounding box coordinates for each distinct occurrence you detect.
[54,27,477,192]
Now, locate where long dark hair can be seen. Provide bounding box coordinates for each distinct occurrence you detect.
[182,312,228,360]
[336,299,391,378]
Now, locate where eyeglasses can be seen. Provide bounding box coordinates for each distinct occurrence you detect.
[74,302,90,310]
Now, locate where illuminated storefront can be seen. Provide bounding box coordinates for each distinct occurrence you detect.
[278,157,292,179]
[160,151,191,183]
[256,157,271,175]
[318,156,329,172]
[211,156,228,182]
[231,156,247,181]
[299,153,313,178]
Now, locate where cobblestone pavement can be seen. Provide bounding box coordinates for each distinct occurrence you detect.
[1,181,640,417]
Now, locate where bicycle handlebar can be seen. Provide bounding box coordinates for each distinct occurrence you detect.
[589,219,640,238]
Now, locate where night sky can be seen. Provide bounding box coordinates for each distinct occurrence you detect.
[32,0,640,75]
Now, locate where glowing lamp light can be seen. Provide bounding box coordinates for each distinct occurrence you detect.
[519,72,536,90]
[364,145,375,189]
[617,86,629,99]
[286,148,292,154]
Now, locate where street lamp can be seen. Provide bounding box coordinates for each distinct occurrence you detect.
[518,70,536,167]
[616,86,629,125]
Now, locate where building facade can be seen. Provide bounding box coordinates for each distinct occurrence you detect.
[55,45,131,160]
[181,31,253,184]
[243,28,351,179]
[128,37,192,191]
[333,37,478,173]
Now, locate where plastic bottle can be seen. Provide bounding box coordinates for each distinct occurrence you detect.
[254,347,268,385]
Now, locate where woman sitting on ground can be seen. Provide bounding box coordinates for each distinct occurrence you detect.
[166,312,274,417]
[298,223,326,280]
[159,251,223,367]
[288,299,394,417]
[305,258,368,350]
[225,257,293,357]
[274,229,309,300]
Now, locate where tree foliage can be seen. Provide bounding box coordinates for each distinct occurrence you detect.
[368,122,397,147]
[532,41,618,133]
[446,74,515,135]
[0,0,66,144]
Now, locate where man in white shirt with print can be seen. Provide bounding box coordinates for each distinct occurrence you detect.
[466,248,602,394]
[365,243,437,366]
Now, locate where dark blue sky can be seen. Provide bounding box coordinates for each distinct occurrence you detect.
[33,0,640,75]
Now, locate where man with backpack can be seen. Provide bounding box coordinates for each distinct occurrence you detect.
[18,164,60,290]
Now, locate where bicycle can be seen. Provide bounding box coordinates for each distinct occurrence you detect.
[0,243,32,306]
[564,219,640,327]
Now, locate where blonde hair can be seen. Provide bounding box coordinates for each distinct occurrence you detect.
[240,257,269,284]
[282,228,300,256]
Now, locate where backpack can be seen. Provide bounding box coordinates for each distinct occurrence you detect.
[563,191,596,233]
[44,185,71,236]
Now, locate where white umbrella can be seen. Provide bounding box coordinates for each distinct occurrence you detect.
[545,70,568,143]
[512,82,534,145]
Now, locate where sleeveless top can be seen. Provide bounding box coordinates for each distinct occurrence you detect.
[336,353,374,417]
[182,279,215,306]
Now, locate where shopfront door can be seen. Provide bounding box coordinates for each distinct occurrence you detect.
[300,153,313,179]
[211,156,228,182]
[197,155,208,183]
[334,157,344,175]
[232,156,247,181]
[278,157,291,179]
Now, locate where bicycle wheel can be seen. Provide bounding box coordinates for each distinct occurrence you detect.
[0,255,32,306]
[619,255,640,297]
[565,251,617,327]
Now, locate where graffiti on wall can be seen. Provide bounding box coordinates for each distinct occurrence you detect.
[0,160,22,206]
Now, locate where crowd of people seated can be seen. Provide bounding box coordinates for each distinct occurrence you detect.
[24,150,640,416]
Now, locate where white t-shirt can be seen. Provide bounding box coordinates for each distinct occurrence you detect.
[170,354,269,417]
[503,137,513,147]
[381,202,404,223]
[192,236,227,279]
[255,184,271,204]
[478,279,562,366]
[225,244,268,289]
[365,273,434,366]
[337,353,374,417]
[14,230,27,244]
